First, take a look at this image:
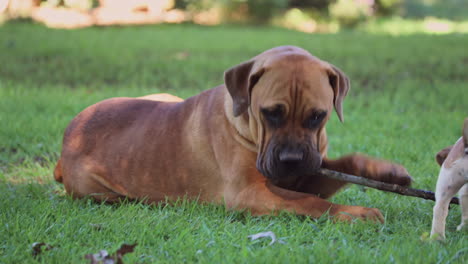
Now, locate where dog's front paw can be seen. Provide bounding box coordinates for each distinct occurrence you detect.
[367,160,413,186]
[332,205,384,223]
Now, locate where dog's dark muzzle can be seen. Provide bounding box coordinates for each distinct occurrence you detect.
[256,142,322,180]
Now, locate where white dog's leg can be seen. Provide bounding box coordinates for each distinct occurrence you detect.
[431,166,465,239]
[457,184,468,231]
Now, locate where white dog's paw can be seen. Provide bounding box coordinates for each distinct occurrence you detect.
[456,222,467,231]
[429,232,445,241]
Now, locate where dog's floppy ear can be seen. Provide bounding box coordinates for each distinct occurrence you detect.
[224,60,264,117]
[435,145,452,166]
[327,65,350,122]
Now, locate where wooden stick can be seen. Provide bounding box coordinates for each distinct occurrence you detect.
[317,168,460,205]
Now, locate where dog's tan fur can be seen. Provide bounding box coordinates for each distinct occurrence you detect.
[431,118,468,239]
[55,46,411,222]
[138,93,183,102]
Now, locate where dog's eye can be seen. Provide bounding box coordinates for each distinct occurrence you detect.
[303,111,327,129]
[261,105,285,127]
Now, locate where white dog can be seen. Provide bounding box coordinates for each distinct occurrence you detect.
[431,118,468,240]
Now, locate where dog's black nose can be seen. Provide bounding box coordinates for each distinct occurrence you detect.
[279,150,304,162]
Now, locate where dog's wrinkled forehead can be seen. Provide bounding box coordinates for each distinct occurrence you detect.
[251,56,334,111]
[251,46,319,71]
[254,46,312,59]
[224,45,350,121]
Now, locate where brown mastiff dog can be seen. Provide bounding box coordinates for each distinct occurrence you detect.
[54,46,411,222]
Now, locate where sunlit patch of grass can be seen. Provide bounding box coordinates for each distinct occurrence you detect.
[361,17,468,35]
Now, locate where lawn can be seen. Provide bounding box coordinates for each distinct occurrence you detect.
[0,22,467,263]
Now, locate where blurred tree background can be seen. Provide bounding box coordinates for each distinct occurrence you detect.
[1,0,467,32]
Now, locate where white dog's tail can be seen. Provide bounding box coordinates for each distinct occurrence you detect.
[463,118,468,154]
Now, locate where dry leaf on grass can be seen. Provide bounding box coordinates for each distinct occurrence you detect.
[85,243,137,264]
[248,231,285,246]
[31,242,54,257]
[173,51,190,60]
[89,223,104,231]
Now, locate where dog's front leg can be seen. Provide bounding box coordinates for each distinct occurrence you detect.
[225,177,384,222]
[457,184,468,231]
[322,154,412,186]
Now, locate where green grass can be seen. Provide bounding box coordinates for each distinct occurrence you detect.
[1,22,467,263]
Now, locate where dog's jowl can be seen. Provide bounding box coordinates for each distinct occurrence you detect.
[55,46,412,222]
